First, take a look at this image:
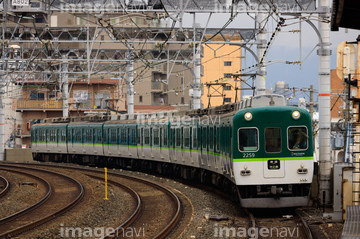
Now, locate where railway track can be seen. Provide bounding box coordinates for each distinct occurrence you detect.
[243,208,314,239]
[0,175,10,198]
[0,164,84,238]
[1,162,183,239]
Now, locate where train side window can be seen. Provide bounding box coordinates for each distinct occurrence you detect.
[144,128,150,145]
[202,127,207,149]
[265,127,281,153]
[209,127,214,150]
[129,128,136,145]
[238,128,258,152]
[193,127,197,149]
[110,128,117,144]
[163,127,168,147]
[61,129,66,142]
[288,126,308,150]
[184,127,190,148]
[176,128,181,147]
[97,129,102,144]
[216,126,220,152]
[153,128,160,146]
[75,129,82,143]
[121,128,127,144]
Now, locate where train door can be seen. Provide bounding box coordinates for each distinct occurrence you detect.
[263,126,285,178]
[191,126,200,167]
[161,125,170,162]
[138,127,145,158]
[208,126,215,170]
[215,126,221,174]
[173,127,182,163]
[183,127,190,165]
[169,127,175,162]
[152,126,160,160]
[201,126,208,168]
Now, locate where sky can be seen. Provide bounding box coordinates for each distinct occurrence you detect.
[180,12,360,94]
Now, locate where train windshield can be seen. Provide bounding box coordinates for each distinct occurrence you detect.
[265,128,281,153]
[238,128,258,152]
[288,127,308,150]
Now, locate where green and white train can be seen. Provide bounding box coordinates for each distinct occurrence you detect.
[31,94,314,208]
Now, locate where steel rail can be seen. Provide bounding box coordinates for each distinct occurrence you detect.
[4,162,183,239]
[0,175,10,198]
[0,164,84,238]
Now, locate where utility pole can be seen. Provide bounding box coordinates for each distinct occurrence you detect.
[193,52,202,109]
[126,60,134,114]
[256,11,266,96]
[318,0,332,205]
[62,60,69,117]
[310,85,314,121]
[0,0,7,161]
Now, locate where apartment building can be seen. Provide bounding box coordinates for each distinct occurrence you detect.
[3,9,240,148]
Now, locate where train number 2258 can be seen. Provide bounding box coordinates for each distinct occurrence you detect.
[243,153,255,158]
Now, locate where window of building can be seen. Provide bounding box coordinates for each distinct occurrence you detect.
[181,97,185,104]
[224,85,231,90]
[95,93,110,109]
[224,61,232,66]
[30,91,45,100]
[181,77,184,85]
[224,73,232,78]
[101,35,104,41]
[139,96,143,102]
[224,98,231,103]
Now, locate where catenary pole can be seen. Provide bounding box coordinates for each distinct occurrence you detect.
[318,0,332,205]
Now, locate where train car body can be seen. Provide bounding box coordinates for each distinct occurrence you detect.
[30,94,314,208]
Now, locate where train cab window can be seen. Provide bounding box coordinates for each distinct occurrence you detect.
[288,127,308,150]
[153,128,160,146]
[238,128,258,152]
[265,128,281,153]
[184,127,190,148]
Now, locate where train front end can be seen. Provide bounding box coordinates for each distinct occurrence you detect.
[233,106,313,208]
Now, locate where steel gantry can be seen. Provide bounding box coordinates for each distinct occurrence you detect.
[1,0,331,207]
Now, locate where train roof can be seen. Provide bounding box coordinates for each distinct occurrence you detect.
[31,94,287,126]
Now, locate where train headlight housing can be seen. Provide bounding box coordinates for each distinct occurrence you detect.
[241,169,251,176]
[244,112,253,121]
[292,110,300,120]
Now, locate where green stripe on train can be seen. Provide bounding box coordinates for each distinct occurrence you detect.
[233,156,313,162]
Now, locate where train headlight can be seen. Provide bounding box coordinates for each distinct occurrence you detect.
[292,110,300,120]
[241,169,251,176]
[244,112,252,121]
[297,168,308,174]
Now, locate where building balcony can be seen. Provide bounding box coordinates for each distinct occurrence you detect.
[17,99,63,111]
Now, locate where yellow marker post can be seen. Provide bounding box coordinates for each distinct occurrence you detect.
[104,167,109,200]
